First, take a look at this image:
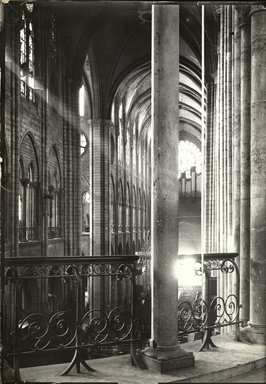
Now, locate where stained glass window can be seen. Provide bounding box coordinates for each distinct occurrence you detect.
[80,133,87,155]
[79,85,85,117]
[82,192,90,232]
[178,140,202,178]
[20,11,35,101]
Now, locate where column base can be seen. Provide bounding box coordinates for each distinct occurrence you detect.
[136,346,194,373]
[239,323,266,344]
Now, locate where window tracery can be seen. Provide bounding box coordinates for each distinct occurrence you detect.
[47,147,62,239]
[20,10,35,101]
[178,140,202,178]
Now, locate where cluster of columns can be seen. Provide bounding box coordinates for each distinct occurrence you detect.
[248,5,266,343]
[205,6,235,334]
[207,5,266,343]
[208,6,234,255]
[234,5,266,343]
[89,118,111,256]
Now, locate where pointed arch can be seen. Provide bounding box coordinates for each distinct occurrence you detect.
[47,145,62,239]
[20,132,39,180]
[19,132,40,242]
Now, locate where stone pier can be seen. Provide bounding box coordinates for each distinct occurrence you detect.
[242,5,266,344]
[137,4,194,373]
[239,7,251,325]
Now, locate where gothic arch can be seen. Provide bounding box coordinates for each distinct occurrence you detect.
[19,132,39,180]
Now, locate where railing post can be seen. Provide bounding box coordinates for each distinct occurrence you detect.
[61,264,95,376]
[199,263,218,351]
[233,258,241,341]
[13,271,21,382]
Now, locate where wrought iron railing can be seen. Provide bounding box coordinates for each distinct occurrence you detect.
[177,253,242,350]
[3,256,143,382]
[135,252,242,350]
[2,253,242,382]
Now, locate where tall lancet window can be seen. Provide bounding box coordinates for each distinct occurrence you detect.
[26,163,38,241]
[20,7,35,101]
[82,192,90,233]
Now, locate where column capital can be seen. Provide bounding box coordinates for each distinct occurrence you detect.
[250,4,266,17]
[239,6,251,28]
[87,118,112,128]
[20,178,30,188]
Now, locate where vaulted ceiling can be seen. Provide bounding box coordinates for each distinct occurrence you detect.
[38,1,217,144]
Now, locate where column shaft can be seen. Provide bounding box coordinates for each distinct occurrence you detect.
[219,7,225,252]
[137,4,194,372]
[152,4,179,349]
[226,6,233,250]
[239,11,251,323]
[90,118,110,256]
[233,7,241,257]
[249,6,266,343]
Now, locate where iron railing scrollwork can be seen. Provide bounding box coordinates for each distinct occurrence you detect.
[135,252,242,350]
[3,256,144,382]
[177,254,242,350]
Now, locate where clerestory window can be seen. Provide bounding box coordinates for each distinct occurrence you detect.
[80,133,87,155]
[82,192,90,233]
[20,9,35,101]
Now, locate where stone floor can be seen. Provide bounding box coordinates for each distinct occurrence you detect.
[20,334,266,384]
[218,367,266,383]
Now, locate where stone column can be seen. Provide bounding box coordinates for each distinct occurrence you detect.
[244,5,266,344]
[137,4,194,373]
[90,118,110,256]
[239,7,251,324]
[232,7,241,302]
[71,83,81,256]
[205,80,215,253]
[233,6,241,258]
[62,79,81,256]
[40,19,48,257]
[226,6,233,251]
[87,119,111,311]
[62,79,73,256]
